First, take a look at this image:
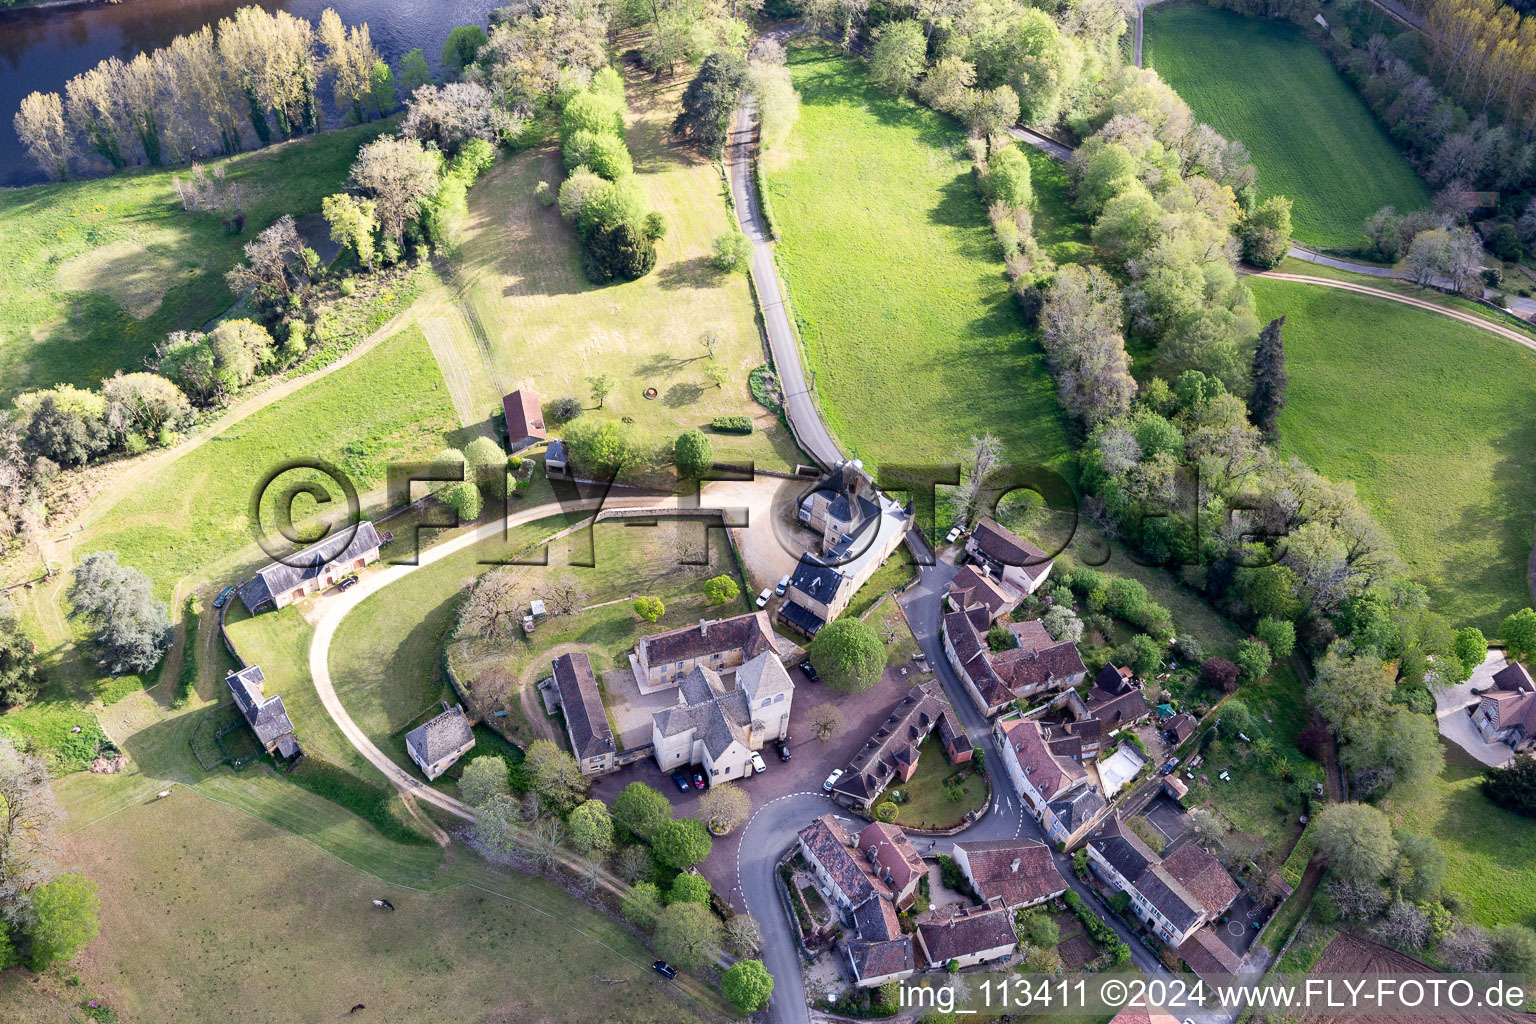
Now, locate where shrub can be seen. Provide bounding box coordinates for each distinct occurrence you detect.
[535,180,555,206]
[712,231,752,272]
[673,429,714,478]
[634,596,665,622]
[710,415,753,434]
[446,480,483,521]
[548,396,583,422]
[986,144,1033,210]
[563,129,633,180]
[874,801,898,822]
[558,165,607,222]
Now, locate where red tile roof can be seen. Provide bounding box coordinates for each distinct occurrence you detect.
[1179,926,1243,976]
[954,838,1066,907]
[1160,842,1241,918]
[915,902,1017,965]
[998,718,1085,802]
[502,389,547,444]
[857,822,926,896]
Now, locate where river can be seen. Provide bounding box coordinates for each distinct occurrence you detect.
[0,0,501,187]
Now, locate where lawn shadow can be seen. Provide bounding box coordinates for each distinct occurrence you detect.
[1444,411,1536,625]
[663,381,705,407]
[634,351,698,379]
[655,255,719,290]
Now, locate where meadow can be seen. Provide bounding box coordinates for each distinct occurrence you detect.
[1387,744,1536,929]
[420,63,798,469]
[1252,277,1536,631]
[0,120,390,403]
[1144,3,1431,250]
[764,44,1073,474]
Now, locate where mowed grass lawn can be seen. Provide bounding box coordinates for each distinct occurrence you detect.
[1144,4,1430,250]
[53,790,722,1024]
[1386,744,1536,929]
[1253,277,1536,631]
[75,323,460,600]
[0,121,390,403]
[765,44,1072,473]
[421,61,797,468]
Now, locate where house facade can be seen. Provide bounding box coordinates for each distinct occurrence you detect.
[829,680,970,809]
[857,821,927,910]
[964,517,1053,596]
[797,814,916,987]
[1472,661,1536,755]
[914,901,1018,969]
[404,704,476,780]
[237,520,382,613]
[502,388,547,452]
[651,652,793,784]
[550,652,616,775]
[632,611,783,691]
[1086,816,1239,947]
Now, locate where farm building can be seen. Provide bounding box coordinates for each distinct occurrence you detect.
[237,521,382,613]
[405,704,476,780]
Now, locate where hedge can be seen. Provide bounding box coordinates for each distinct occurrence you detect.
[711,415,754,434]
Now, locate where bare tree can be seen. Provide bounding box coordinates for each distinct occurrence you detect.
[225,215,305,302]
[1442,924,1493,971]
[0,736,65,927]
[1374,900,1430,949]
[525,817,565,869]
[541,573,584,616]
[14,91,74,180]
[1186,808,1227,850]
[809,703,843,742]
[725,914,762,956]
[698,782,751,835]
[616,844,652,883]
[458,567,523,638]
[954,433,1002,526]
[349,136,442,243]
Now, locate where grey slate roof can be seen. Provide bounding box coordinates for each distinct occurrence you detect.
[238,520,382,612]
[226,665,295,748]
[778,599,827,636]
[552,652,614,761]
[405,705,475,765]
[638,611,778,668]
[789,555,843,602]
[1048,786,1106,833]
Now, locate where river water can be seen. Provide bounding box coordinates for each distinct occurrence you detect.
[0,0,500,187]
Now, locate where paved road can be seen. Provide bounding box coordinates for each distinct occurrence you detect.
[1133,0,1167,68]
[728,23,844,471]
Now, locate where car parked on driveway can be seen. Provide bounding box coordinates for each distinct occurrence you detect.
[750,751,767,774]
[691,767,706,790]
[671,770,691,793]
[212,585,236,609]
[776,738,792,761]
[823,768,844,792]
[337,575,359,591]
[755,587,772,608]
[775,574,791,595]
[652,960,677,980]
[802,662,819,682]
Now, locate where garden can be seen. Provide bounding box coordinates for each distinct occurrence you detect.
[874,736,988,830]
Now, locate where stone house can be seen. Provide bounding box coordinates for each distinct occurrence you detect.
[994,717,1106,846]
[951,838,1068,910]
[856,821,927,910]
[796,814,915,987]
[914,901,1018,969]
[502,388,547,452]
[226,665,301,761]
[942,606,1088,717]
[405,704,476,781]
[550,652,616,776]
[237,521,382,613]
[1085,815,1239,948]
[964,517,1053,596]
[828,680,969,810]
[1473,661,1536,755]
[650,652,793,784]
[631,611,784,692]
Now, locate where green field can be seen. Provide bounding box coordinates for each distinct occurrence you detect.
[0,121,390,403]
[1253,277,1536,631]
[765,43,1072,474]
[1389,744,1536,929]
[1144,3,1430,250]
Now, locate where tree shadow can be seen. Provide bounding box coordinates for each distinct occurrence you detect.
[655,255,718,290]
[663,381,705,407]
[633,351,697,379]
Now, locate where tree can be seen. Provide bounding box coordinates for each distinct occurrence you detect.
[1255,618,1295,660]
[1040,264,1135,426]
[1239,196,1292,269]
[613,781,673,839]
[1354,709,1443,793]
[668,872,712,906]
[1452,627,1488,675]
[446,480,483,521]
[673,52,746,155]
[711,231,752,272]
[567,799,615,855]
[0,736,64,926]
[808,702,844,742]
[953,433,1002,527]
[322,193,378,270]
[69,551,174,676]
[1218,697,1252,738]
[652,817,712,870]
[703,363,730,390]
[1234,638,1273,683]
[459,756,511,807]
[722,959,774,1012]
[1443,924,1494,972]
[654,901,722,970]
[622,881,663,928]
[587,373,615,409]
[703,575,740,605]
[1201,657,1239,694]
[226,216,306,308]
[869,20,927,95]
[19,390,107,467]
[1483,753,1536,818]
[99,373,190,445]
[397,48,432,95]
[1394,831,1446,901]
[748,58,800,151]
[23,873,98,970]
[402,82,516,155]
[809,619,887,692]
[464,435,508,498]
[1491,924,1536,974]
[986,144,1033,211]
[14,91,74,180]
[673,429,714,478]
[1187,808,1227,849]
[1248,316,1288,440]
[1127,633,1162,678]
[699,782,750,835]
[349,136,442,243]
[967,86,1020,140]
[0,611,37,709]
[1501,608,1536,663]
[1312,644,1394,742]
[634,596,666,622]
[442,25,489,78]
[525,739,587,812]
[725,914,762,956]
[1314,803,1398,883]
[919,55,976,116]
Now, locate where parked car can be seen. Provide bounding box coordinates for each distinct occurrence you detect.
[945,521,965,543]
[652,960,678,980]
[775,574,791,596]
[212,585,236,609]
[755,587,772,608]
[776,738,792,761]
[802,662,820,683]
[750,751,767,774]
[670,770,691,793]
[691,767,706,790]
[823,768,844,792]
[337,575,360,591]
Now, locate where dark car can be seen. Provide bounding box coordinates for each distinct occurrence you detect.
[212,585,236,609]
[652,960,678,980]
[776,738,792,761]
[803,662,820,683]
[691,767,706,790]
[670,770,691,793]
[337,575,360,591]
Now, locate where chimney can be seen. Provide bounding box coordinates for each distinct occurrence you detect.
[699,618,708,637]
[1009,858,1021,873]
